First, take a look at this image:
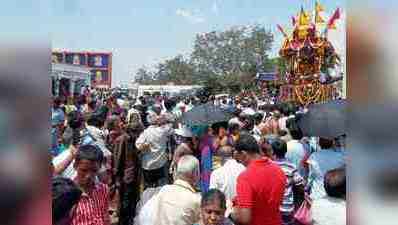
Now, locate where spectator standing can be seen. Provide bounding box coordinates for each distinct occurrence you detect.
[230,134,286,225]
[52,177,82,225]
[136,115,174,189]
[307,138,346,200]
[194,189,234,225]
[209,145,245,202]
[285,118,308,178]
[312,168,346,225]
[271,138,305,225]
[70,145,110,225]
[154,155,202,225]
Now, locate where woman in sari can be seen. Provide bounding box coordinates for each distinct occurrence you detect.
[199,126,216,193]
[199,122,234,192]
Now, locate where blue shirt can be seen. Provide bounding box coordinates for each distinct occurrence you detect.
[51,108,65,126]
[51,108,65,156]
[51,127,60,156]
[286,140,309,177]
[307,149,346,200]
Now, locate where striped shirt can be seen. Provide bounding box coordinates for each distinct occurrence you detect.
[274,158,304,213]
[71,182,110,225]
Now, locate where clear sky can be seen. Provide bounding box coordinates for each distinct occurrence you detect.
[0,0,346,86]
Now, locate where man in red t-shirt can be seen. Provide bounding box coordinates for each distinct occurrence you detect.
[229,134,287,225]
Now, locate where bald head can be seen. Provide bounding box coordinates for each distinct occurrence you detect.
[176,155,200,182]
[218,145,233,159]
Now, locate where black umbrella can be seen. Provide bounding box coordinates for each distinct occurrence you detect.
[181,103,234,126]
[298,99,347,138]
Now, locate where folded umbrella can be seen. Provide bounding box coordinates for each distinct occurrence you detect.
[297,99,347,138]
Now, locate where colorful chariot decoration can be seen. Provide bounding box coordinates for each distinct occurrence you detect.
[277,2,343,106]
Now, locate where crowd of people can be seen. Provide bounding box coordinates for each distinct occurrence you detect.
[51,88,346,225]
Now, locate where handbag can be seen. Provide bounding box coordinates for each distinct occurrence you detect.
[294,194,312,225]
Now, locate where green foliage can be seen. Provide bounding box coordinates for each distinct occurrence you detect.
[134,24,278,94]
[134,66,155,85]
[154,55,196,85]
[274,57,288,80]
[191,25,273,76]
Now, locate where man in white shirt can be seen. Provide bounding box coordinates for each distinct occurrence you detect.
[209,145,245,201]
[136,115,174,188]
[252,113,264,142]
[286,139,307,175]
[286,118,308,178]
[154,155,201,225]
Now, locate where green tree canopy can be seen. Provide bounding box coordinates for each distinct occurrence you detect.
[191,24,274,76]
[154,55,196,85]
[134,24,277,94]
[134,66,155,85]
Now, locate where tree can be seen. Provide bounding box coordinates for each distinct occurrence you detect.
[190,24,274,92]
[191,25,274,76]
[133,24,277,94]
[271,57,288,80]
[153,55,196,85]
[134,66,155,84]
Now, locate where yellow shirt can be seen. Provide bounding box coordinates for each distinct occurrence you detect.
[155,179,201,225]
